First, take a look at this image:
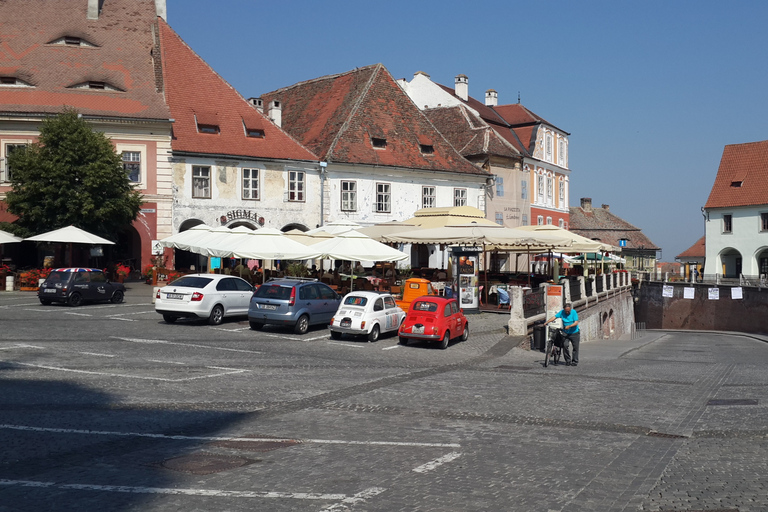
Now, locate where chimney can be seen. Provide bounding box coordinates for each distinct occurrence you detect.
[601,204,610,211]
[248,97,264,114]
[414,70,430,79]
[581,198,592,212]
[455,74,468,101]
[485,89,498,107]
[155,0,167,21]
[269,100,282,128]
[87,0,100,19]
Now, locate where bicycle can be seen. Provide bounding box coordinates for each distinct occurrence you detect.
[543,324,564,367]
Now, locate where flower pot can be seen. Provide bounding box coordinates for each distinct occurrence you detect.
[117,275,126,283]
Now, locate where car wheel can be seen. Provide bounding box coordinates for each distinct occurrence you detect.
[163,314,178,324]
[461,324,469,341]
[208,304,224,325]
[68,293,82,307]
[439,330,450,349]
[39,299,51,306]
[367,324,380,343]
[398,336,409,345]
[111,290,124,304]
[330,330,342,340]
[249,320,263,330]
[294,314,310,335]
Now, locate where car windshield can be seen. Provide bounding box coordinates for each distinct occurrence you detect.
[343,296,368,306]
[254,284,292,300]
[168,276,213,288]
[412,301,438,312]
[45,272,70,284]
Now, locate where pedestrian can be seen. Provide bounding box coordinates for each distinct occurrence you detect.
[693,267,699,282]
[544,302,581,366]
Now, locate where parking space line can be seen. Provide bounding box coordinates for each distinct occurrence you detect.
[112,336,263,355]
[382,345,400,350]
[0,424,462,448]
[64,312,92,317]
[0,479,350,500]
[411,452,463,473]
[304,335,329,341]
[79,352,115,358]
[326,342,363,348]
[7,361,249,382]
[320,487,387,511]
[110,317,135,322]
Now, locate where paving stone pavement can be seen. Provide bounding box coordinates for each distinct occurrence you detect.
[0,286,767,511]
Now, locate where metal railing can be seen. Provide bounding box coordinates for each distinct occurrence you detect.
[637,272,768,289]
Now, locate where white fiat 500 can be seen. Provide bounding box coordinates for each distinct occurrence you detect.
[329,291,405,342]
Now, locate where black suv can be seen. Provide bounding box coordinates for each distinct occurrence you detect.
[248,278,342,334]
[38,268,126,306]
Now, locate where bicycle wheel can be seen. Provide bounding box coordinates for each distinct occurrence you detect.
[554,345,561,365]
[543,339,553,367]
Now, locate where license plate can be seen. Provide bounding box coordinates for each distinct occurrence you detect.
[166,293,183,300]
[44,288,57,293]
[412,325,424,334]
[260,304,277,310]
[341,319,352,327]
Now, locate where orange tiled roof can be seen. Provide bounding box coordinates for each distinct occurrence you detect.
[569,203,660,251]
[423,105,521,160]
[704,140,768,209]
[261,65,485,176]
[676,235,705,259]
[0,0,171,120]
[157,20,317,162]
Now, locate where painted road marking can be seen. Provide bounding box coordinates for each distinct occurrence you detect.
[412,452,463,473]
[0,479,354,500]
[64,312,92,317]
[110,317,135,321]
[382,345,400,350]
[320,487,387,511]
[79,352,115,358]
[7,361,249,382]
[0,424,462,448]
[327,342,363,348]
[112,337,263,355]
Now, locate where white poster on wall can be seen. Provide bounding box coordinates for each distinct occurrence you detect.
[683,287,695,299]
[708,288,720,300]
[662,285,674,298]
[732,287,743,299]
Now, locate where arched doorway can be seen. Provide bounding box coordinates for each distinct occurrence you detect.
[755,247,768,277]
[112,225,142,278]
[718,248,742,278]
[174,219,206,272]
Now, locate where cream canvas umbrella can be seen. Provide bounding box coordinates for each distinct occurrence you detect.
[0,230,22,244]
[306,220,361,235]
[515,225,618,253]
[383,223,571,248]
[24,225,115,267]
[219,228,322,260]
[158,224,213,252]
[356,221,417,242]
[284,229,335,245]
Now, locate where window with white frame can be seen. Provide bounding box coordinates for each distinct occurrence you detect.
[422,186,436,208]
[288,170,305,201]
[192,166,211,198]
[341,180,357,211]
[545,133,553,162]
[520,179,526,199]
[376,183,391,213]
[761,212,768,232]
[723,214,732,233]
[546,216,552,225]
[496,176,504,197]
[538,175,544,203]
[558,139,566,167]
[559,180,565,203]
[537,215,544,225]
[454,188,467,207]
[242,168,259,200]
[122,151,141,183]
[495,212,503,225]
[547,177,553,202]
[3,143,28,182]
[558,218,564,228]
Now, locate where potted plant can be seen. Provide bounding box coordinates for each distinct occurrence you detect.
[142,265,154,284]
[115,264,131,283]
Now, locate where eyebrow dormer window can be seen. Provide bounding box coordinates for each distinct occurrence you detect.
[420,144,434,155]
[0,77,33,87]
[371,137,387,149]
[246,129,265,138]
[48,36,98,47]
[69,81,122,91]
[731,181,743,187]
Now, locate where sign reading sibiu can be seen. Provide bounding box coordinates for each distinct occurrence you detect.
[220,210,265,226]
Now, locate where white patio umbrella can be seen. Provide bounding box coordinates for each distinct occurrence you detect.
[0,230,22,244]
[283,229,335,245]
[220,228,322,260]
[306,220,361,235]
[515,225,618,253]
[383,223,571,248]
[356,221,417,242]
[24,225,115,267]
[158,224,213,252]
[313,230,408,262]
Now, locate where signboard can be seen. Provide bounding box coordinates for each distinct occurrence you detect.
[662,285,673,298]
[708,288,720,300]
[732,287,743,300]
[683,287,695,299]
[151,240,164,255]
[546,285,563,320]
[451,249,479,311]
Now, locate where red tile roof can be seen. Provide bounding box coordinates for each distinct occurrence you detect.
[0,0,171,120]
[423,105,521,160]
[261,65,485,176]
[704,140,768,209]
[569,203,660,250]
[157,20,317,162]
[676,235,705,259]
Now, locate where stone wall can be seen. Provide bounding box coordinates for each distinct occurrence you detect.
[634,281,768,334]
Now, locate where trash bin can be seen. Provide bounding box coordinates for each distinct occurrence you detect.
[532,320,546,351]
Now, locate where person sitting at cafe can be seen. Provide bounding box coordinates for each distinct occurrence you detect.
[354,261,365,275]
[436,268,447,280]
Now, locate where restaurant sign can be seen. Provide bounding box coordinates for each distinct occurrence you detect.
[220,209,265,226]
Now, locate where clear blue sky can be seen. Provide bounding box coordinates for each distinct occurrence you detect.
[166,0,768,261]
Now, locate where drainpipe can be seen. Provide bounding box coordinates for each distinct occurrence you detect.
[319,161,327,227]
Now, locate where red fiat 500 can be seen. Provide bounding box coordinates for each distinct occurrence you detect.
[398,296,469,349]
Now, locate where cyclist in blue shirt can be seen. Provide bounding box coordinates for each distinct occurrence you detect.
[544,302,580,366]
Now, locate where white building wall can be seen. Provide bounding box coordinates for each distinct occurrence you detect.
[396,72,468,111]
[705,205,768,276]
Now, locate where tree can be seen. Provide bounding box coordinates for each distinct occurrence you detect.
[5,110,143,238]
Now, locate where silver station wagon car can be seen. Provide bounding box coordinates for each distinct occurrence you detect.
[248,278,342,334]
[329,291,405,342]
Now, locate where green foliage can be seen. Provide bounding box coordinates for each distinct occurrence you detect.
[285,261,309,277]
[5,110,143,238]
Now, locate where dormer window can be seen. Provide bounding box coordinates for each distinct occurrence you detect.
[48,36,98,47]
[0,77,33,87]
[242,117,265,138]
[246,129,265,138]
[731,181,743,187]
[198,124,219,134]
[68,81,122,91]
[420,144,434,155]
[371,137,387,149]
